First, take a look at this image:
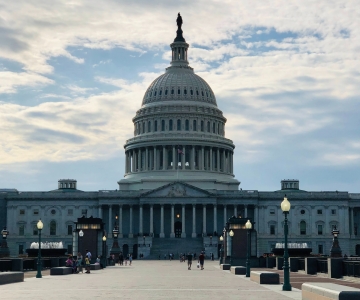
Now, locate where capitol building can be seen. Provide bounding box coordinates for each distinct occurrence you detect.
[1,18,360,259]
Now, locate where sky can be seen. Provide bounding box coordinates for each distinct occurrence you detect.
[0,0,359,192]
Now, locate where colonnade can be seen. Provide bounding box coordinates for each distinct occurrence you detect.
[125,145,233,174]
[99,203,251,238]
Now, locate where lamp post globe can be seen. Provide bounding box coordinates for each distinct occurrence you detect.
[229,230,234,266]
[79,230,84,237]
[219,235,224,264]
[245,220,252,277]
[36,219,43,278]
[281,195,292,291]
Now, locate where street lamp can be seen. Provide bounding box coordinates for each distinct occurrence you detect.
[219,235,224,265]
[102,235,107,268]
[36,219,43,279]
[245,220,252,277]
[229,229,234,266]
[281,195,292,291]
[330,226,342,257]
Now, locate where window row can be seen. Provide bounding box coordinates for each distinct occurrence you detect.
[269,222,340,235]
[268,208,337,216]
[18,209,88,216]
[18,222,74,236]
[134,119,224,136]
[146,87,213,100]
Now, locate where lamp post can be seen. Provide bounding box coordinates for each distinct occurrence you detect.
[229,229,234,266]
[0,227,10,258]
[245,220,252,277]
[78,229,84,255]
[102,235,107,268]
[281,195,292,291]
[330,226,342,257]
[36,219,43,279]
[219,235,224,265]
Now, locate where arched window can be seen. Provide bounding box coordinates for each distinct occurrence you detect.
[213,123,215,133]
[171,89,174,95]
[177,119,181,131]
[148,121,151,132]
[142,122,145,134]
[137,123,140,135]
[190,89,193,95]
[159,90,162,96]
[178,88,180,95]
[201,91,204,96]
[193,120,197,131]
[196,90,199,96]
[201,120,204,132]
[154,120,158,132]
[50,221,56,236]
[161,120,165,131]
[185,120,189,131]
[169,119,173,131]
[217,123,220,134]
[165,89,168,95]
[184,89,187,95]
[154,90,157,96]
[207,121,210,132]
[300,221,306,235]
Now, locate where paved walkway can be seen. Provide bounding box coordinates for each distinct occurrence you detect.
[1,261,301,300]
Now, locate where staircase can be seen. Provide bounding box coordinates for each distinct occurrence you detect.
[146,237,204,260]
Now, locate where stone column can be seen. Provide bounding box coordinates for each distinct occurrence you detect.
[153,146,157,170]
[213,205,217,234]
[351,208,354,236]
[139,205,143,235]
[201,146,205,170]
[209,147,213,171]
[222,149,226,173]
[234,205,237,217]
[172,146,176,170]
[108,205,112,234]
[160,205,165,238]
[119,205,123,238]
[181,205,186,238]
[203,204,207,235]
[217,148,220,171]
[98,205,102,218]
[192,204,196,238]
[223,205,227,225]
[129,205,133,238]
[162,146,166,170]
[138,148,141,171]
[170,205,175,238]
[145,147,148,171]
[125,151,128,173]
[244,205,248,218]
[324,206,328,235]
[150,205,154,236]
[191,146,195,170]
[343,206,349,235]
[254,205,259,233]
[182,147,185,170]
[131,150,135,172]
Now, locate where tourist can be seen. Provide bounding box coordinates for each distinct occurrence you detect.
[129,254,133,266]
[66,255,73,268]
[95,255,101,265]
[125,255,128,266]
[86,249,92,262]
[211,253,214,261]
[198,252,205,270]
[77,252,83,273]
[119,252,124,265]
[187,252,193,270]
[85,255,91,273]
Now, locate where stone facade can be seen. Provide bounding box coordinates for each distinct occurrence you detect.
[1,19,360,258]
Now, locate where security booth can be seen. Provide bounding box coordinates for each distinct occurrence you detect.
[73,216,105,262]
[222,216,257,266]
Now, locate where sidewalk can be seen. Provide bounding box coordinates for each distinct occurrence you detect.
[1,260,301,300]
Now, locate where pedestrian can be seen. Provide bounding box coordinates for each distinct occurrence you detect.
[85,255,91,273]
[119,252,124,265]
[211,253,214,261]
[85,249,92,262]
[77,252,83,273]
[125,255,128,266]
[198,251,205,270]
[129,254,133,266]
[187,252,193,270]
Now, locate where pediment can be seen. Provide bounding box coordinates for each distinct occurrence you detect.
[141,182,212,198]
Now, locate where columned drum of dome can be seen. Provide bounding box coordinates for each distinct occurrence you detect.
[119,17,240,191]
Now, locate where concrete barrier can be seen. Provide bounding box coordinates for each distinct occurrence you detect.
[250,271,280,284]
[220,264,230,270]
[0,272,24,285]
[230,266,246,275]
[302,282,360,300]
[50,267,73,275]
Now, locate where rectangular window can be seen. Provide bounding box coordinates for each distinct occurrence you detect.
[270,209,275,215]
[68,209,73,216]
[33,225,38,236]
[18,245,24,255]
[67,225,73,235]
[19,225,25,236]
[19,209,25,215]
[331,209,336,215]
[318,245,323,254]
[33,209,39,215]
[317,224,323,235]
[270,225,275,235]
[317,209,322,215]
[81,209,87,216]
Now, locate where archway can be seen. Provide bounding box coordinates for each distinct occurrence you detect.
[132,244,138,259]
[123,244,129,258]
[356,244,360,256]
[175,221,182,238]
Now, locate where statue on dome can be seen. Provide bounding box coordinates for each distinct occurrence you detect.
[176,13,183,30]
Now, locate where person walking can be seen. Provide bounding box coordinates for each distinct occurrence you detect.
[119,252,124,266]
[77,252,83,273]
[85,249,92,262]
[198,251,205,270]
[85,255,91,273]
[187,252,193,270]
[129,254,133,266]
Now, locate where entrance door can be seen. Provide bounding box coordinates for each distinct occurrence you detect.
[123,244,129,258]
[175,221,182,238]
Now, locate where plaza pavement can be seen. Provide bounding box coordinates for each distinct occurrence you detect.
[0,260,302,300]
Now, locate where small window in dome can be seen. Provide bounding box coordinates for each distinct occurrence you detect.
[185,120,189,131]
[177,119,181,131]
[206,91,208,97]
[165,89,168,95]
[201,120,204,132]
[196,90,199,96]
[154,120,158,132]
[178,89,180,95]
[143,122,145,134]
[169,119,173,131]
[207,121,210,132]
[150,92,152,97]
[159,90,162,96]
[193,120,197,131]
[148,121,151,132]
[201,91,204,97]
[190,89,193,95]
[184,89,187,95]
[171,89,174,95]
[154,91,157,96]
[213,123,215,133]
